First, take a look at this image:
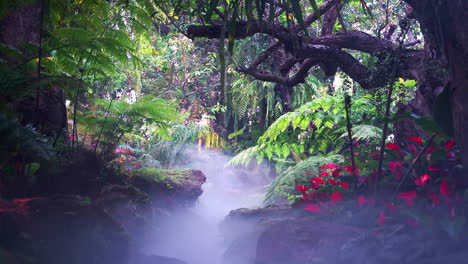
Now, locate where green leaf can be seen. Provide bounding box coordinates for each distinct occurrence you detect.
[24,162,40,177]
[307,0,321,22]
[206,0,220,20]
[291,0,308,35]
[228,128,245,139]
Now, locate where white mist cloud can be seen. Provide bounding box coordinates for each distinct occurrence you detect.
[143,147,273,264]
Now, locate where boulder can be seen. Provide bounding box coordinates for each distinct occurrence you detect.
[129,253,187,264]
[129,168,206,208]
[221,205,468,264]
[0,195,129,264]
[95,184,152,242]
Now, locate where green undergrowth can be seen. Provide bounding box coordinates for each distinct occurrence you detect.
[131,168,194,187]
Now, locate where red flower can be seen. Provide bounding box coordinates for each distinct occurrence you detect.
[429,193,440,208]
[388,161,403,180]
[407,219,418,227]
[339,181,349,189]
[399,190,417,206]
[428,165,441,171]
[311,178,325,190]
[296,185,308,193]
[414,174,430,186]
[330,191,343,204]
[408,137,422,144]
[115,148,134,155]
[425,146,437,154]
[378,211,386,225]
[328,178,337,186]
[319,172,330,177]
[440,179,450,195]
[357,195,366,207]
[321,164,338,170]
[345,165,359,175]
[444,140,454,149]
[304,204,321,212]
[386,143,402,154]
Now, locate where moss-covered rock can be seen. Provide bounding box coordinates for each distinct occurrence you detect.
[129,168,206,208]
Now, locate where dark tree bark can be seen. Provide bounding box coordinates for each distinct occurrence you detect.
[401,0,468,166]
[0,1,67,137]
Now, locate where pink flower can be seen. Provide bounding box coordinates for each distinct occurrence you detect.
[399,190,417,206]
[321,164,338,170]
[444,140,454,149]
[296,185,308,193]
[446,152,456,161]
[388,161,403,180]
[408,137,422,144]
[332,168,343,177]
[440,179,450,195]
[339,181,349,189]
[414,174,430,186]
[304,204,321,212]
[357,195,366,207]
[330,191,343,204]
[378,211,386,225]
[345,165,359,175]
[296,185,308,200]
[425,146,437,154]
[311,178,326,190]
[386,143,402,154]
[115,148,134,155]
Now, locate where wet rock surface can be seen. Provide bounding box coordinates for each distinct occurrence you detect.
[129,168,206,208]
[0,195,129,264]
[222,205,468,264]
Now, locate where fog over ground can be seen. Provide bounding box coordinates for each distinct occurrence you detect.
[143,148,273,264]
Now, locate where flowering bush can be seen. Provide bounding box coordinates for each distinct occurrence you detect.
[110,148,143,171]
[298,134,466,239]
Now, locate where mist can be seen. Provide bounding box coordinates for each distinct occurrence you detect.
[142,147,273,264]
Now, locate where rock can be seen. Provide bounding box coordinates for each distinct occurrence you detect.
[255,219,363,264]
[0,195,129,264]
[129,253,187,264]
[129,168,206,208]
[95,184,152,242]
[221,205,468,264]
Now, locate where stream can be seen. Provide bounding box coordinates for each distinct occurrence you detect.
[144,149,272,264]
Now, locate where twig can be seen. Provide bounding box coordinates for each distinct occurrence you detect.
[344,95,357,185]
[391,134,436,201]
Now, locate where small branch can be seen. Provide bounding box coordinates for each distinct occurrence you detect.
[391,134,436,201]
[344,95,358,185]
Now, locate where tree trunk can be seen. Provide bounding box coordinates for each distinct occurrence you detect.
[403,0,468,166]
[0,1,68,137]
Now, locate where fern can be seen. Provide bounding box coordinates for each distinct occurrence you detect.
[0,114,54,164]
[264,154,345,205]
[338,124,382,142]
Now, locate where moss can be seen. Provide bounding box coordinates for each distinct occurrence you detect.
[132,168,193,188]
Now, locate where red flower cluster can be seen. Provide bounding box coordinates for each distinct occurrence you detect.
[115,148,135,155]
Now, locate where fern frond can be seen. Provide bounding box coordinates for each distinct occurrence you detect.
[264,154,344,205]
